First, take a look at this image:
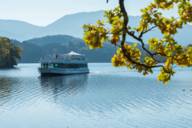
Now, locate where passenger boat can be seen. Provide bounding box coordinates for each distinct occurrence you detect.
[39,51,89,76]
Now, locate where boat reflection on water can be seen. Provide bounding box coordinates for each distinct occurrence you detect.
[39,74,88,101]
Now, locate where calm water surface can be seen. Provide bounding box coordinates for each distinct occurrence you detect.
[0,63,192,128]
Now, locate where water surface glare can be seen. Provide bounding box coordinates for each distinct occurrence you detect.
[0,63,192,128]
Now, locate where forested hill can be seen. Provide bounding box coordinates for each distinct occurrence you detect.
[12,35,167,63]
[13,35,117,63]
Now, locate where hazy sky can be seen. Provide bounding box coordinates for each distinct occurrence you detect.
[0,0,154,26]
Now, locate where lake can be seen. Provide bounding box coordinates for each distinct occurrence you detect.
[0,63,192,128]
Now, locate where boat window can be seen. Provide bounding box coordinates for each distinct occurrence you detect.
[54,63,88,68]
[53,64,59,67]
[42,63,88,68]
[45,64,54,68]
[41,63,48,68]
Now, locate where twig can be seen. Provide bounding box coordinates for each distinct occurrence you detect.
[139,26,157,38]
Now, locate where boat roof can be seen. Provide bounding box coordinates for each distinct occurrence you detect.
[67,51,81,56]
[40,51,87,64]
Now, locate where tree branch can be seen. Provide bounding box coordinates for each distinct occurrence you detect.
[119,0,164,69]
[126,28,159,62]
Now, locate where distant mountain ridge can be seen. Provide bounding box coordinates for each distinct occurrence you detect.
[1,11,192,45]
[0,19,43,40]
[0,11,105,41]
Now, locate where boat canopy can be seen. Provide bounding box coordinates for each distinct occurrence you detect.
[67,51,81,56]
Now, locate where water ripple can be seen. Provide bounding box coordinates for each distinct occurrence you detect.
[0,64,192,128]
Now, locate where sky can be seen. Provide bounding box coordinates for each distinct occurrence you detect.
[0,0,155,26]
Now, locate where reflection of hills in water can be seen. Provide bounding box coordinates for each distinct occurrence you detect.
[0,77,19,106]
[40,74,88,101]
